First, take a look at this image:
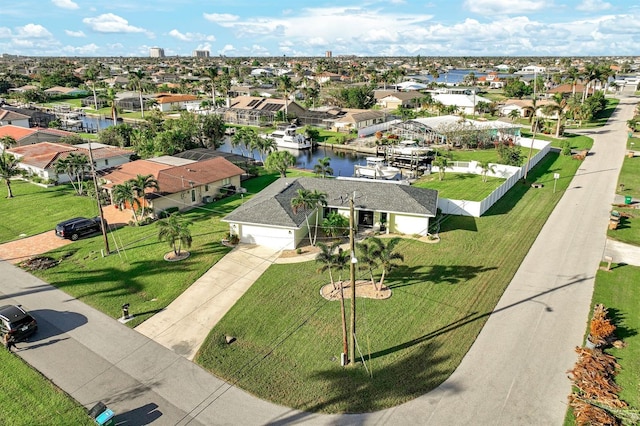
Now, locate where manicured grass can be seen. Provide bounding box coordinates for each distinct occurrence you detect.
[617,156,640,200]
[628,136,640,151]
[0,350,93,425]
[592,264,640,408]
[195,151,584,413]
[608,207,640,246]
[0,181,97,243]
[442,146,535,164]
[413,172,504,201]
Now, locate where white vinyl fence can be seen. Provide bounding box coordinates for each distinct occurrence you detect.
[435,138,551,217]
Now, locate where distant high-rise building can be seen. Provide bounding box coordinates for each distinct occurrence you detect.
[325,51,332,58]
[149,47,165,58]
[192,50,210,58]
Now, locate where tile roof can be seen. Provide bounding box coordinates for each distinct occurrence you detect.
[0,125,36,141]
[155,94,199,104]
[101,160,173,187]
[156,157,245,194]
[223,177,438,228]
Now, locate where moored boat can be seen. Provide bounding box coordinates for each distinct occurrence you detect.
[354,157,400,180]
[263,124,312,150]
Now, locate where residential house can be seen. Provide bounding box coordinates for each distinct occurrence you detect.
[222,177,438,250]
[221,96,307,126]
[0,106,56,128]
[0,110,30,128]
[0,125,73,147]
[375,91,425,110]
[546,83,595,97]
[498,99,555,118]
[7,142,131,183]
[312,72,342,85]
[518,65,546,74]
[101,156,245,216]
[43,86,88,97]
[432,93,494,115]
[154,94,201,112]
[328,108,387,133]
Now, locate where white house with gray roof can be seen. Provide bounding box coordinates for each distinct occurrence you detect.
[222,177,438,250]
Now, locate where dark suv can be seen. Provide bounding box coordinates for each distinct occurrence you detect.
[55,217,103,241]
[0,305,38,342]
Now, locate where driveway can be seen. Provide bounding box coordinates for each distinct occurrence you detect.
[0,231,71,265]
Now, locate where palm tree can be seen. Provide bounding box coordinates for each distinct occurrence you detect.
[130,174,159,217]
[356,238,381,290]
[112,181,140,224]
[477,161,496,183]
[84,66,100,111]
[543,93,567,138]
[313,156,333,178]
[315,241,349,356]
[129,69,146,118]
[278,74,294,119]
[432,155,451,181]
[508,109,520,122]
[105,87,118,123]
[309,189,328,246]
[291,188,316,246]
[205,67,219,107]
[157,213,193,256]
[53,152,90,195]
[0,150,20,198]
[0,136,16,150]
[254,135,276,163]
[376,237,404,290]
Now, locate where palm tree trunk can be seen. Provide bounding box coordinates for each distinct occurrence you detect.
[5,180,13,198]
[139,90,144,118]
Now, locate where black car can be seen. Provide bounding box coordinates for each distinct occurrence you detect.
[55,217,104,241]
[0,305,38,342]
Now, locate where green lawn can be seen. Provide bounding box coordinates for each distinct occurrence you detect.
[0,350,93,425]
[194,151,584,413]
[413,172,504,201]
[628,136,640,151]
[0,181,97,243]
[617,156,640,200]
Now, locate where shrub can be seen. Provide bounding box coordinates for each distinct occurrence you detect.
[159,207,180,219]
[561,140,572,156]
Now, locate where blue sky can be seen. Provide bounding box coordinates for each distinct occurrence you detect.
[1,0,638,57]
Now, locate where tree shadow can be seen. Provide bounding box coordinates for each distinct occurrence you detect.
[389,264,497,290]
[26,308,88,342]
[606,307,638,341]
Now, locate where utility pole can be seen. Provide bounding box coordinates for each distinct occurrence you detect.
[524,71,537,182]
[349,194,357,366]
[87,143,110,255]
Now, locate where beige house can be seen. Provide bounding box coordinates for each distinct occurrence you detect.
[375,90,425,110]
[221,96,307,126]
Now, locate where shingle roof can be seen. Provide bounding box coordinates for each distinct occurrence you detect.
[223,177,438,228]
[0,110,30,121]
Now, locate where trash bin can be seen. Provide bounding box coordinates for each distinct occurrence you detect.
[625,195,632,204]
[89,402,115,426]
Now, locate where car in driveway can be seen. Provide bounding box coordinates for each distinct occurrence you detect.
[55,217,104,241]
[0,304,38,341]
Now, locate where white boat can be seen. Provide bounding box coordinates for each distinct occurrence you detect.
[354,157,400,180]
[387,140,431,156]
[263,124,312,150]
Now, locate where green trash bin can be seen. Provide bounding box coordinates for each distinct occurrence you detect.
[625,195,632,204]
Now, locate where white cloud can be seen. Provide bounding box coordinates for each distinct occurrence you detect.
[16,24,52,38]
[51,0,79,10]
[203,13,239,23]
[168,29,215,42]
[576,0,612,12]
[463,0,550,15]
[63,43,100,55]
[83,13,146,33]
[219,44,236,55]
[65,29,85,37]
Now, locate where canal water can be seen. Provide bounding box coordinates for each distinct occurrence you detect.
[217,137,370,177]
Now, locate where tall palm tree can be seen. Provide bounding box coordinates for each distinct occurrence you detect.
[291,188,315,246]
[278,74,294,119]
[543,93,567,138]
[105,87,118,123]
[129,69,146,118]
[205,66,219,107]
[112,181,140,224]
[130,174,159,217]
[157,213,193,256]
[309,189,328,246]
[432,155,451,181]
[313,156,333,178]
[85,66,100,111]
[0,150,20,198]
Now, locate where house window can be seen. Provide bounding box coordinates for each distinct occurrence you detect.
[104,159,109,166]
[205,184,209,192]
[191,189,196,202]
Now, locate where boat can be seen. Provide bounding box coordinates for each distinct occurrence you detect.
[387,140,431,156]
[354,157,400,180]
[263,124,312,150]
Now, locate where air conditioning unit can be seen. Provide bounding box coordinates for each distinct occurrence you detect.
[202,196,213,203]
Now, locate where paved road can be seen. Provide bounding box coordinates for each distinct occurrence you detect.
[2,93,636,425]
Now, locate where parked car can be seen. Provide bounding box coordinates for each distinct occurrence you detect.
[0,304,38,342]
[55,217,104,241]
